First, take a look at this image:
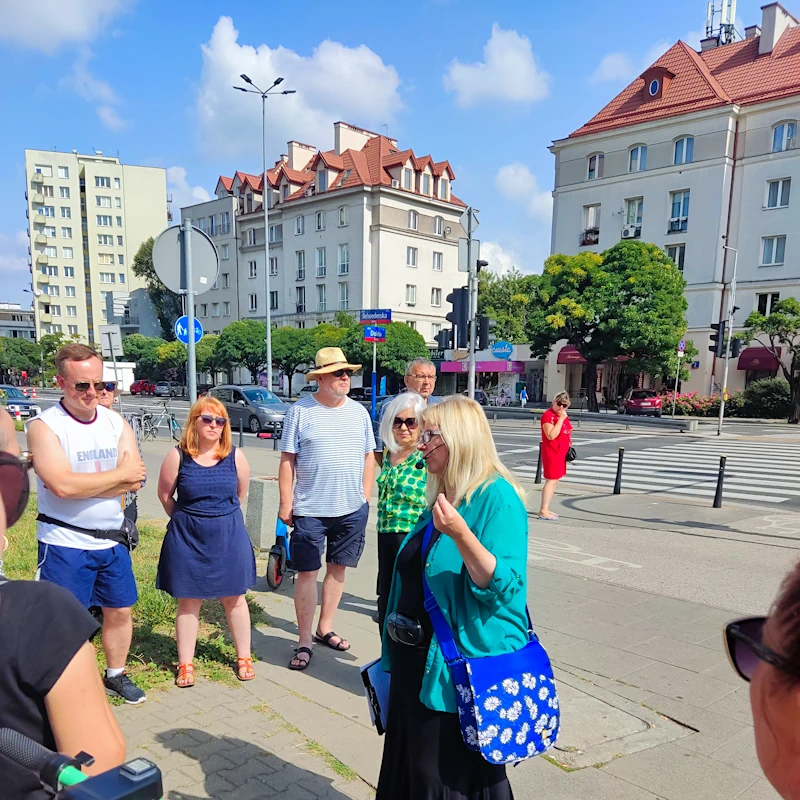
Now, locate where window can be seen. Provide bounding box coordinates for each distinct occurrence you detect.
[406,284,417,306]
[43,285,59,296]
[439,178,449,200]
[119,273,125,284]
[338,281,349,310]
[68,324,78,335]
[281,184,289,200]
[674,137,694,165]
[64,267,74,278]
[269,257,278,276]
[44,246,57,257]
[319,171,328,192]
[296,286,306,312]
[766,178,791,209]
[58,166,69,179]
[403,168,413,190]
[35,165,53,177]
[268,224,279,243]
[49,305,61,317]
[762,235,786,266]
[66,305,77,317]
[629,145,648,172]
[407,246,418,267]
[430,217,443,238]
[772,122,797,153]
[423,174,431,195]
[95,176,110,188]
[43,225,56,238]
[115,197,121,209]
[96,196,111,207]
[98,253,114,265]
[248,260,257,278]
[315,210,326,231]
[246,228,256,246]
[296,251,306,280]
[408,210,418,230]
[41,206,55,217]
[758,292,780,315]
[61,227,71,239]
[65,286,76,297]
[59,186,70,199]
[407,321,417,331]
[270,291,278,310]
[431,322,441,337]
[60,207,71,219]
[431,288,442,307]
[42,185,54,197]
[587,153,604,180]
[99,272,115,283]
[221,243,230,259]
[665,243,685,272]
[62,247,73,259]
[97,215,112,226]
[115,216,122,227]
[220,211,230,233]
[295,215,305,235]
[223,301,231,316]
[117,255,124,265]
[316,247,327,278]
[669,190,690,233]
[114,177,120,189]
[248,294,258,311]
[97,234,113,245]
[222,272,230,289]
[212,302,220,317]
[317,283,327,312]
[625,197,643,226]
[338,205,348,227]
[584,204,600,230]
[432,251,443,271]
[42,265,58,276]
[338,244,349,275]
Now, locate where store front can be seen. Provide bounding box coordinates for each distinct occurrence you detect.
[440,360,526,398]
[738,346,781,388]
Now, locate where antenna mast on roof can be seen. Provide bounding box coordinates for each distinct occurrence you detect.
[705,0,738,44]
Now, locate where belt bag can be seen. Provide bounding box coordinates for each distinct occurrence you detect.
[421,521,560,765]
[37,513,139,552]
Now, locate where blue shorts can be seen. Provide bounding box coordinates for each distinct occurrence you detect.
[291,502,369,572]
[37,542,138,609]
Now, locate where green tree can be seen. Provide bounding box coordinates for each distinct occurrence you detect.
[527,241,688,411]
[157,340,188,374]
[477,269,537,343]
[39,332,84,372]
[271,327,317,397]
[196,334,222,377]
[122,333,165,378]
[637,339,699,385]
[340,321,428,385]
[0,338,42,376]
[215,320,267,381]
[738,297,800,423]
[312,322,344,351]
[131,237,183,340]
[333,310,358,329]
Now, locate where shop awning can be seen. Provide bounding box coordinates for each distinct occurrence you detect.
[557,345,586,365]
[737,346,781,371]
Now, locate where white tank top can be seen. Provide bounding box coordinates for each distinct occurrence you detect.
[31,403,125,550]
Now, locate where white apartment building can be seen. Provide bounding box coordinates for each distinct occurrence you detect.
[0,303,35,340]
[547,2,800,400]
[181,121,468,345]
[24,150,167,345]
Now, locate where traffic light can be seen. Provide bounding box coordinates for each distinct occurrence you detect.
[709,321,726,357]
[477,316,497,351]
[434,328,453,349]
[446,287,468,349]
[730,337,742,358]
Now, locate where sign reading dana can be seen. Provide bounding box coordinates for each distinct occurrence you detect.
[490,340,513,359]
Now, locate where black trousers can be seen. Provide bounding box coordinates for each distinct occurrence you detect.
[377,532,407,632]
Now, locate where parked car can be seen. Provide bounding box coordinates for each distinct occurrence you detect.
[462,389,489,406]
[618,388,663,417]
[349,386,373,401]
[207,384,287,434]
[0,385,42,418]
[154,381,186,398]
[299,385,317,395]
[130,379,151,395]
[197,383,215,397]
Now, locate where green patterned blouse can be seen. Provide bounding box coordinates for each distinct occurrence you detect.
[377,449,428,533]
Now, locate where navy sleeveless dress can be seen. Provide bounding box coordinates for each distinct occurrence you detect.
[156,447,256,598]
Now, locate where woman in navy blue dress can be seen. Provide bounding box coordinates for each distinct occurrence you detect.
[156,397,256,687]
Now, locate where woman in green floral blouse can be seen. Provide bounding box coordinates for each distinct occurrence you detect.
[376,391,428,631]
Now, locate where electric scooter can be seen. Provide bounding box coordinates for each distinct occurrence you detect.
[265,518,296,591]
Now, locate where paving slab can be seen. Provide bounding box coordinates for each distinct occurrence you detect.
[622,660,738,708]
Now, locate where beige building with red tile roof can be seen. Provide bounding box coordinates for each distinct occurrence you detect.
[547,3,800,401]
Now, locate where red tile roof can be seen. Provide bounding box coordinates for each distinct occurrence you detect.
[570,26,800,138]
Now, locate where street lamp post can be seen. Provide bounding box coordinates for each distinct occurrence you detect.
[717,244,739,436]
[23,287,45,387]
[233,75,296,389]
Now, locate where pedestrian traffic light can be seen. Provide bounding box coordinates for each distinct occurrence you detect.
[709,321,726,357]
[446,287,468,349]
[434,328,453,349]
[477,316,497,351]
[730,337,742,358]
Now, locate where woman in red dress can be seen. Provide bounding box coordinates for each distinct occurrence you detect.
[539,391,572,520]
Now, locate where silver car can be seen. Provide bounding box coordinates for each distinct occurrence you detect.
[208,384,287,434]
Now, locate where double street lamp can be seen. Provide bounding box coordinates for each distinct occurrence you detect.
[233,74,296,388]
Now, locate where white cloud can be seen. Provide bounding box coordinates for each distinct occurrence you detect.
[0,230,30,278]
[61,49,127,130]
[196,16,402,160]
[495,163,552,224]
[97,106,126,131]
[167,167,211,212]
[0,0,130,52]
[481,241,523,276]
[443,24,550,109]
[590,53,635,85]
[590,34,696,85]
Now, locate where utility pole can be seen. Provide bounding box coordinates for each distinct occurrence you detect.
[466,208,477,400]
[717,245,738,436]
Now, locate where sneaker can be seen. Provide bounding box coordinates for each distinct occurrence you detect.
[104,672,147,705]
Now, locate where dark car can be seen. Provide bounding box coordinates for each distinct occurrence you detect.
[349,386,373,401]
[207,384,287,434]
[197,383,215,397]
[618,388,663,417]
[462,389,489,406]
[0,385,42,418]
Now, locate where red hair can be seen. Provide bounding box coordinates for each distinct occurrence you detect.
[180,397,232,459]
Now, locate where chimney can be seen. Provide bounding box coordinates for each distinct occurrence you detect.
[745,24,761,38]
[280,154,288,164]
[333,121,374,156]
[700,36,720,50]
[287,141,315,171]
[759,3,799,55]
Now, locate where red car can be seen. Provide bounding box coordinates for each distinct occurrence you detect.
[130,380,154,395]
[618,388,663,417]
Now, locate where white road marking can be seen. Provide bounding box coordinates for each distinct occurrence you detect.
[527,537,643,572]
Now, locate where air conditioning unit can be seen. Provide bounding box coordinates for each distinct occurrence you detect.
[621,224,641,239]
[304,187,315,197]
[391,179,400,189]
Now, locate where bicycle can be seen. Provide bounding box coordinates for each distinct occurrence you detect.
[140,401,182,442]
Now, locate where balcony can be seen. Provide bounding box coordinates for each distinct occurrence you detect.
[39,313,52,323]
[579,227,600,247]
[37,274,50,285]
[121,314,139,327]
[34,233,48,245]
[33,214,46,225]
[32,193,44,205]
[36,254,48,265]
[31,173,44,184]
[667,219,688,234]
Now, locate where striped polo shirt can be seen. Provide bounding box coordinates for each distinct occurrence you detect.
[280,395,376,517]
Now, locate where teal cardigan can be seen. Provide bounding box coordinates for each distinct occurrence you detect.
[380,475,529,713]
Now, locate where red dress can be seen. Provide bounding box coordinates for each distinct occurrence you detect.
[540,408,572,480]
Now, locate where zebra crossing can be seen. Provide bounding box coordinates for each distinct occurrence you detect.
[512,439,800,504]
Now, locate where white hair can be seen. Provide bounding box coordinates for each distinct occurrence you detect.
[379,392,426,454]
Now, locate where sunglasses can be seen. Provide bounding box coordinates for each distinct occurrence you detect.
[392,417,418,429]
[557,402,569,408]
[331,369,353,378]
[0,451,33,529]
[72,381,110,393]
[724,617,800,682]
[199,414,227,426]
[99,382,117,392]
[420,430,442,445]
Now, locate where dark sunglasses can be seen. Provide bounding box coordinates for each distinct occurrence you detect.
[0,451,33,529]
[73,381,109,392]
[557,402,569,408]
[392,417,418,429]
[99,382,117,392]
[331,369,353,378]
[199,414,227,426]
[724,616,800,682]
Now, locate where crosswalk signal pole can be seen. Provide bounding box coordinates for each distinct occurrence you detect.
[717,246,738,437]
[466,209,477,400]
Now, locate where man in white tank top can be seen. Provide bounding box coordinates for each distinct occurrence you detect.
[27,344,148,704]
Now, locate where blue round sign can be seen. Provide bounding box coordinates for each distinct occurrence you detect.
[174,315,203,345]
[490,341,513,359]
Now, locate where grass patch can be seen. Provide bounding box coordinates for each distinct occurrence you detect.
[305,740,358,781]
[7,503,271,696]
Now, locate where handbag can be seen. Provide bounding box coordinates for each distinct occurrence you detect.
[421,521,560,764]
[566,446,577,462]
[360,658,390,735]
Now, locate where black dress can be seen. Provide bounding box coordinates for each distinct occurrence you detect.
[376,534,513,800]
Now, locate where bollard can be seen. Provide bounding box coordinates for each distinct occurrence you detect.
[493,413,497,425]
[535,446,543,484]
[613,447,625,495]
[713,455,726,509]
[238,418,244,448]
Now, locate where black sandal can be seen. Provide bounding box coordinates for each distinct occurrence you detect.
[288,647,313,671]
[313,630,351,651]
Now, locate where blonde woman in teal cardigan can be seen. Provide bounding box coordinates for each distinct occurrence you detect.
[377,395,528,800]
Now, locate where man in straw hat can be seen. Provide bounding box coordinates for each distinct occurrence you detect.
[279,347,376,670]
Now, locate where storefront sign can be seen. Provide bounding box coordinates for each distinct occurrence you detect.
[440,360,525,374]
[490,341,513,359]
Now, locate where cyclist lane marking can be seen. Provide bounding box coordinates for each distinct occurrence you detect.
[527,537,643,572]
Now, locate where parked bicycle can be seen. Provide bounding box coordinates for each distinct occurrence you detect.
[140,401,182,442]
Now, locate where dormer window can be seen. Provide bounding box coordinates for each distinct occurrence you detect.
[319,171,328,192]
[423,174,431,195]
[629,145,647,173]
[403,168,413,190]
[439,178,449,200]
[587,153,604,180]
[773,121,798,153]
[640,66,674,102]
[282,184,289,200]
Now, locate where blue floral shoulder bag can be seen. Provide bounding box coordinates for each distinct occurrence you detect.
[421,521,561,765]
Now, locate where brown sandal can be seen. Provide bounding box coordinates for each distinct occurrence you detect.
[176,663,195,688]
[237,657,255,681]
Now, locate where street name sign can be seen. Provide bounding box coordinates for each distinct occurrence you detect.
[360,309,392,325]
[364,325,386,343]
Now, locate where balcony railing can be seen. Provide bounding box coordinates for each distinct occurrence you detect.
[37,274,49,285]
[33,214,46,225]
[121,314,139,326]
[296,304,306,313]
[34,233,47,245]
[36,254,48,265]
[667,219,688,234]
[579,227,600,247]
[32,193,44,205]
[31,173,44,184]
[220,223,231,234]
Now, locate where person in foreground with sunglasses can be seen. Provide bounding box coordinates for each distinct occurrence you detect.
[377,396,528,799]
[725,567,800,799]
[538,390,572,521]
[0,408,127,799]
[155,397,256,687]
[26,344,148,705]
[375,391,427,632]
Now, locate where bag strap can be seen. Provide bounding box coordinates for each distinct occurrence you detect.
[36,513,125,544]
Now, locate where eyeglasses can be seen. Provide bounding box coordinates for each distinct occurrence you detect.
[408,374,436,382]
[724,616,800,682]
[420,430,442,445]
[0,451,33,529]
[72,381,108,393]
[331,369,353,378]
[99,382,117,392]
[199,414,227,426]
[392,417,419,430]
[557,402,569,408]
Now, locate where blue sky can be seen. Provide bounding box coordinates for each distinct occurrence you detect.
[0,0,768,308]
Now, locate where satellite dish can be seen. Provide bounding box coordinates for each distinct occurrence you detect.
[32,288,43,298]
